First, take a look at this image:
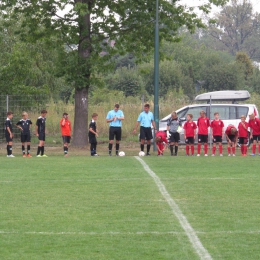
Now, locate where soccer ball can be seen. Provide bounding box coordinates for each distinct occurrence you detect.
[119,151,125,156]
[139,151,145,157]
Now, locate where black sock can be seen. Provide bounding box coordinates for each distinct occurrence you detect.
[170,145,174,154]
[147,144,151,153]
[7,145,9,155]
[27,145,31,154]
[90,143,95,155]
[108,143,113,154]
[140,144,144,151]
[175,146,178,154]
[116,143,119,154]
[37,146,41,155]
[22,145,25,154]
[94,143,97,154]
[64,146,68,154]
[9,145,12,155]
[41,146,44,156]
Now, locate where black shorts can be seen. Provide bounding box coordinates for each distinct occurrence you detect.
[228,135,236,143]
[5,134,13,142]
[239,137,248,145]
[109,127,122,141]
[252,135,260,141]
[198,134,208,143]
[169,132,180,143]
[185,137,194,144]
[62,136,71,144]
[140,127,153,141]
[21,134,31,142]
[213,136,222,143]
[89,136,97,144]
[38,133,45,141]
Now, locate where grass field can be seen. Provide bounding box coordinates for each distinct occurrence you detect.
[1,155,260,260]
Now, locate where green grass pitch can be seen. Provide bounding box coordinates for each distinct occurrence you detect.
[1,155,260,260]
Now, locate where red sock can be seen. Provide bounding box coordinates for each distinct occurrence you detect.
[244,146,247,155]
[258,144,260,154]
[252,144,256,154]
[232,147,236,154]
[198,144,201,154]
[219,145,223,154]
[204,144,208,155]
[191,146,194,155]
[212,147,216,155]
[228,147,231,154]
[241,146,244,154]
[186,145,189,155]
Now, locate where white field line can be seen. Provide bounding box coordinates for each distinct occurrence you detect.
[135,156,212,260]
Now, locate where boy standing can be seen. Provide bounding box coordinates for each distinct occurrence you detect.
[167,111,182,156]
[5,111,15,157]
[183,114,197,156]
[106,104,124,156]
[16,112,33,157]
[225,125,238,156]
[197,110,210,156]
[89,113,99,156]
[133,104,157,156]
[248,113,260,156]
[60,113,72,157]
[238,115,249,156]
[155,131,168,156]
[36,109,48,157]
[211,112,224,156]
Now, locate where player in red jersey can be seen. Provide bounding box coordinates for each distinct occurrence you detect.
[225,125,238,156]
[155,131,168,156]
[60,112,72,157]
[211,112,224,156]
[197,110,210,156]
[248,113,260,156]
[238,115,249,156]
[183,114,197,156]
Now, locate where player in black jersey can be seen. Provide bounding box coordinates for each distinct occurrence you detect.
[88,113,99,156]
[35,109,48,157]
[5,111,15,157]
[16,112,33,157]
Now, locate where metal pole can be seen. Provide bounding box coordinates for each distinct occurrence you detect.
[6,94,9,112]
[153,0,159,151]
[209,95,212,150]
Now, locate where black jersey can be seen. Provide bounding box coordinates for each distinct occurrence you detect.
[88,120,97,138]
[5,118,12,134]
[36,116,46,134]
[16,119,32,134]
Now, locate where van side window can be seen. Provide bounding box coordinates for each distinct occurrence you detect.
[187,106,207,120]
[237,107,248,118]
[210,106,231,120]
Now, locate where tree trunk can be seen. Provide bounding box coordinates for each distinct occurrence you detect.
[72,0,92,147]
[72,87,88,146]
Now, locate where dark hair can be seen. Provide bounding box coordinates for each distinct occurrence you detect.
[214,112,219,116]
[187,113,193,119]
[144,104,150,108]
[92,113,98,118]
[7,111,13,116]
[115,104,119,109]
[41,109,47,114]
[63,112,68,117]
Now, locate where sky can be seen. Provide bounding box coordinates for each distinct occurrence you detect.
[179,0,260,15]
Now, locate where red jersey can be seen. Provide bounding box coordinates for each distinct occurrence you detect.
[60,119,72,136]
[156,131,168,144]
[183,121,197,137]
[238,122,249,138]
[211,120,224,136]
[197,117,210,135]
[248,118,260,135]
[225,125,238,136]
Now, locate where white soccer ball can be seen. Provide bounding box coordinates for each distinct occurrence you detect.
[139,151,145,157]
[119,151,125,156]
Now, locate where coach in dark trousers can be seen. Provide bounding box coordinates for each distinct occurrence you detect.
[133,104,157,156]
[106,104,125,156]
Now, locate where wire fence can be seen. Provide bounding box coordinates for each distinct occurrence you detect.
[0,95,48,143]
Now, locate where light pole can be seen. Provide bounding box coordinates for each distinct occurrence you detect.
[153,0,159,151]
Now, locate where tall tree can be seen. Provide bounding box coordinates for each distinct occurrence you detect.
[208,0,260,61]
[0,0,227,146]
